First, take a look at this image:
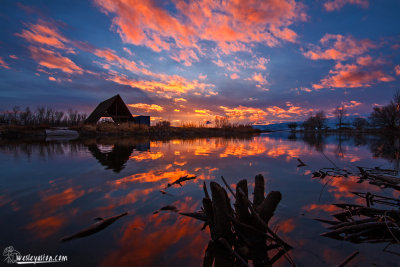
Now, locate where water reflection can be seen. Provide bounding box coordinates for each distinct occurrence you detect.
[82,137,150,173]
[1,133,400,266]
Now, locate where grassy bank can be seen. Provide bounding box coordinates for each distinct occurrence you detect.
[74,122,260,139]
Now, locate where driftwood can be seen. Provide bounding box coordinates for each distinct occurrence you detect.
[311,161,400,249]
[336,251,359,267]
[61,212,128,242]
[180,174,292,266]
[153,205,178,214]
[166,175,197,188]
[317,201,400,244]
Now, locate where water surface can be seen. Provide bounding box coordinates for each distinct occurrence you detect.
[1,133,399,266]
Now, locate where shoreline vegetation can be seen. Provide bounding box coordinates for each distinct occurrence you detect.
[0,122,261,140]
[2,90,400,139]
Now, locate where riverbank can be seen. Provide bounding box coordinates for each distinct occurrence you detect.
[0,123,261,140]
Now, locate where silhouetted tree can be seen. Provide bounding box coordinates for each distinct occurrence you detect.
[353,117,369,130]
[288,122,298,132]
[370,90,400,129]
[303,111,326,131]
[334,105,346,129]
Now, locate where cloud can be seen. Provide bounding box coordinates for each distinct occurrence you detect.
[312,62,394,89]
[48,76,56,81]
[16,20,75,53]
[220,105,268,122]
[128,103,164,112]
[342,100,362,109]
[303,34,375,61]
[28,46,83,74]
[106,71,215,96]
[0,57,10,69]
[251,73,268,84]
[395,65,400,76]
[324,0,369,12]
[266,102,314,118]
[170,48,199,66]
[230,73,239,80]
[9,55,18,60]
[94,0,306,63]
[198,74,207,80]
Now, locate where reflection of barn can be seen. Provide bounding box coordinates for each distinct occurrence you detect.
[86,138,150,173]
[85,94,150,126]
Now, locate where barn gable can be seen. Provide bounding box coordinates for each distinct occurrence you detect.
[85,95,135,123]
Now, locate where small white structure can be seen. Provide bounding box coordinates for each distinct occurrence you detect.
[97,117,115,124]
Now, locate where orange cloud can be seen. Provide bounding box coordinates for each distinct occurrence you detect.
[251,72,268,85]
[170,48,199,66]
[29,46,83,74]
[395,65,400,76]
[94,0,306,62]
[9,55,18,60]
[128,103,164,112]
[198,74,207,80]
[342,100,362,109]
[107,71,216,96]
[266,102,314,118]
[16,20,74,53]
[324,0,369,12]
[0,57,10,69]
[220,105,268,122]
[48,76,56,81]
[303,34,375,61]
[230,73,239,79]
[312,62,394,89]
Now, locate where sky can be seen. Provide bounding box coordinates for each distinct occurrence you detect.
[0,0,400,125]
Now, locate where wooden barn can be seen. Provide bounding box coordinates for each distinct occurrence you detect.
[85,95,150,126]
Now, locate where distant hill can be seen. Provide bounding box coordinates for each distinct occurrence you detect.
[253,115,364,131]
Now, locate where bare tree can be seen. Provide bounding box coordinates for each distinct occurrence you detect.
[315,111,326,131]
[288,122,298,132]
[353,117,369,130]
[334,105,346,129]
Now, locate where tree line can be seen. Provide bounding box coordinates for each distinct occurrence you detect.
[0,106,87,126]
[287,91,400,132]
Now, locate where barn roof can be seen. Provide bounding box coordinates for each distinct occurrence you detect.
[85,94,134,123]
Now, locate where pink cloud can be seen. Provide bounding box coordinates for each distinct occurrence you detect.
[304,34,375,61]
[395,65,400,76]
[16,20,75,54]
[342,100,362,109]
[0,57,10,69]
[94,0,306,63]
[29,46,83,74]
[312,62,394,89]
[106,71,215,96]
[324,0,369,12]
[230,73,239,80]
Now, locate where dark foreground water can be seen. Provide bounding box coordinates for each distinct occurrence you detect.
[1,133,399,266]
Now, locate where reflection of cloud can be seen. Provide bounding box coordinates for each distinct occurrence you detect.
[101,211,207,266]
[111,169,195,187]
[26,215,65,239]
[129,152,163,161]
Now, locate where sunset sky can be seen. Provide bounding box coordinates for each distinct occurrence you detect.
[1,0,400,125]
